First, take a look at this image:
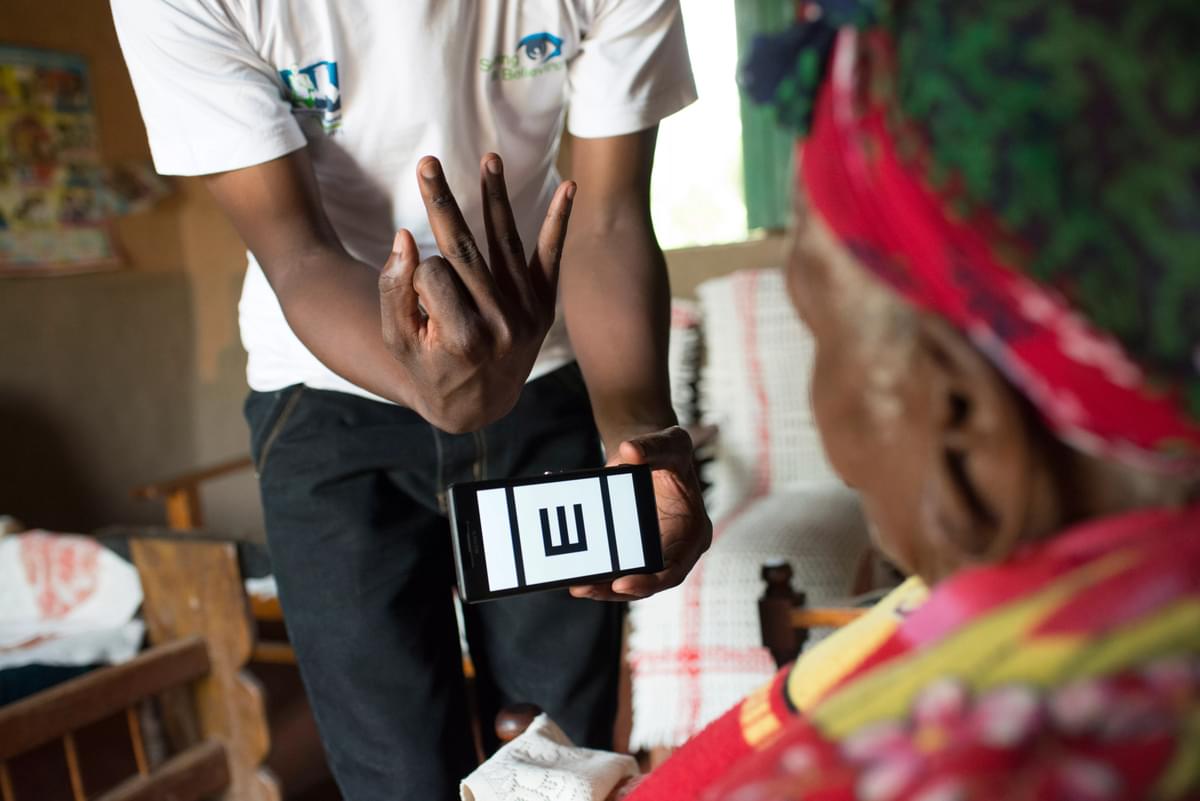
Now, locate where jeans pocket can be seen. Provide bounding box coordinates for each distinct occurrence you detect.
[245,385,305,474]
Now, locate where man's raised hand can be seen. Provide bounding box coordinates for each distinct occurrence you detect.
[379,153,575,432]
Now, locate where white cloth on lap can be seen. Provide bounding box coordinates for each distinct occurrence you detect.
[461,714,638,801]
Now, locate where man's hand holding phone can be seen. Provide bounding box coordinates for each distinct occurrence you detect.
[572,426,712,602]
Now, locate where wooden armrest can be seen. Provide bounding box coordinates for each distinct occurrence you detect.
[788,608,865,628]
[131,456,254,500]
[93,524,265,547]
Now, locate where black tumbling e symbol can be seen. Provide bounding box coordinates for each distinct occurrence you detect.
[540,504,588,556]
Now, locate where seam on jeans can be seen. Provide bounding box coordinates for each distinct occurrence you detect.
[473,430,486,481]
[433,426,448,513]
[255,387,305,475]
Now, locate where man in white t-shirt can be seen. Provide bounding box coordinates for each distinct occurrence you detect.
[111,2,712,799]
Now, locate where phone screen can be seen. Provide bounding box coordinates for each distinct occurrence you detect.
[448,465,662,602]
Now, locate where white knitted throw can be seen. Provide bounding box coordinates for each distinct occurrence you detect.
[627,484,868,750]
[628,268,868,750]
[696,268,836,519]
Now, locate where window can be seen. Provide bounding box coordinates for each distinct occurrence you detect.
[649,0,749,250]
[651,0,797,249]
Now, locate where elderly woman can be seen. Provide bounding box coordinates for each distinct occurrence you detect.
[463,2,1199,799]
[618,1,1200,799]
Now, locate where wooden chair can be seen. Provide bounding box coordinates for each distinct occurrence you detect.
[758,560,876,668]
[0,530,279,801]
[130,459,293,667]
[130,461,614,760]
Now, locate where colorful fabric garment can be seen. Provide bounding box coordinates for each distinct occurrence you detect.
[627,504,1200,801]
[744,1,1200,473]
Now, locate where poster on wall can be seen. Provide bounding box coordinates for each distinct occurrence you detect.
[0,45,120,276]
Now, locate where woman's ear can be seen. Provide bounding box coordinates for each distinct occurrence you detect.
[913,315,1057,570]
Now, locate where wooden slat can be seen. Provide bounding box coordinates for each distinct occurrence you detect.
[249,642,296,665]
[164,489,204,530]
[127,707,150,776]
[132,538,281,801]
[93,525,262,547]
[93,740,229,801]
[790,608,865,629]
[131,456,254,500]
[0,638,210,761]
[1,761,15,801]
[62,733,86,801]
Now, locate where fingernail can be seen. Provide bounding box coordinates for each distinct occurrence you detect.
[565,182,576,201]
[420,158,440,180]
[392,231,405,254]
[486,158,502,176]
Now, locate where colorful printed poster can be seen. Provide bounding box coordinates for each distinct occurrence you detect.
[0,46,119,276]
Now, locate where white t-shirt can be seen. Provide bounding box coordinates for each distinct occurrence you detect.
[112,0,696,402]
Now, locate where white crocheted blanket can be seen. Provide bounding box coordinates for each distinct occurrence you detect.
[627,483,868,750]
[627,268,870,750]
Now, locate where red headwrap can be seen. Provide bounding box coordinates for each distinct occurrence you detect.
[800,31,1200,473]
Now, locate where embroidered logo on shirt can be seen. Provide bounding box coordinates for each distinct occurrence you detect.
[279,60,341,133]
[480,32,566,81]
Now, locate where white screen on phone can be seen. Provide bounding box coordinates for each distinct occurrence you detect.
[475,473,646,591]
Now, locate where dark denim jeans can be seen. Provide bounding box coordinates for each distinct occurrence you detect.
[245,364,622,801]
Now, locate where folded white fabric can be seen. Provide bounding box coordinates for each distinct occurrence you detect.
[460,714,638,801]
[0,530,143,668]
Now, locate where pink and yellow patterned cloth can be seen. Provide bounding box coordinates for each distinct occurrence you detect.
[627,503,1200,801]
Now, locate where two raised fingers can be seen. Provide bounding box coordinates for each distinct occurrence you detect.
[385,155,575,355]
[418,154,575,312]
[417,156,495,304]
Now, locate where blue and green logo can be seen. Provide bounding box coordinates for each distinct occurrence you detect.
[481,32,565,81]
[280,60,341,132]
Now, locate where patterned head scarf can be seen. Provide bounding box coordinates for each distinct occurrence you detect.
[743,0,1200,473]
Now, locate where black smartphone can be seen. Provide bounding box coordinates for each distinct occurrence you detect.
[448,464,663,603]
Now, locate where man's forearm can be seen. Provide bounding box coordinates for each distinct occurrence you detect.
[268,243,524,432]
[562,225,677,454]
[267,244,425,408]
[205,150,569,433]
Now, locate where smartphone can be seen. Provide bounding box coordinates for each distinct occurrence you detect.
[448,464,663,603]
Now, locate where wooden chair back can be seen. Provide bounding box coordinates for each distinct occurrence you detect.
[0,639,225,801]
[759,561,868,668]
[131,460,295,667]
[0,530,281,801]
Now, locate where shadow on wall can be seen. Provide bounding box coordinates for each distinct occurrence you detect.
[0,393,103,532]
[0,271,197,531]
